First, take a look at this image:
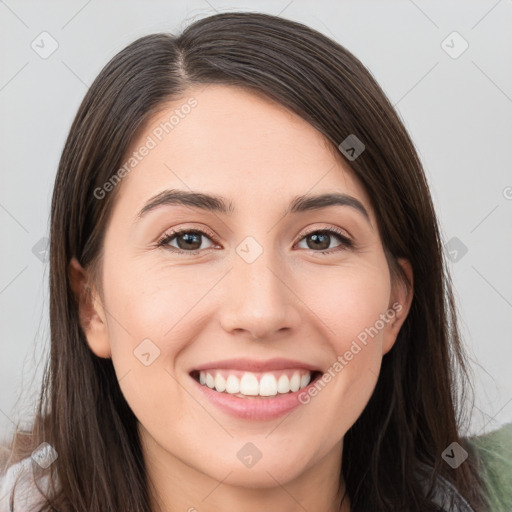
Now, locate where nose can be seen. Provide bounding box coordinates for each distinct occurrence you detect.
[219,249,301,341]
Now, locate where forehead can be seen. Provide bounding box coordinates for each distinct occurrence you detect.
[114,84,374,222]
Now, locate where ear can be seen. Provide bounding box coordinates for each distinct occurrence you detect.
[68,257,111,359]
[382,258,414,355]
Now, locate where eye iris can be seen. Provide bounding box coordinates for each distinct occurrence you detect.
[177,232,202,250]
[307,232,330,251]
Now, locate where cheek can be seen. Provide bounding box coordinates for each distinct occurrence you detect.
[101,265,204,424]
[104,259,210,350]
[289,262,392,441]
[100,258,236,423]
[300,260,391,351]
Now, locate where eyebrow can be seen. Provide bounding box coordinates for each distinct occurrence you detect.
[136,189,371,223]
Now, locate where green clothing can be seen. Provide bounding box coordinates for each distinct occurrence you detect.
[466,422,512,512]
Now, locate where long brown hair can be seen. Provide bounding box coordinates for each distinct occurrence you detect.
[3,11,488,511]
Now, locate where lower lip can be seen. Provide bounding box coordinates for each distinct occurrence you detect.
[190,374,319,421]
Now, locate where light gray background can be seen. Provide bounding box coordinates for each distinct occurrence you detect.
[1,0,511,442]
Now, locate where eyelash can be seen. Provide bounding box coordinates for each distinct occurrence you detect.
[155,226,354,255]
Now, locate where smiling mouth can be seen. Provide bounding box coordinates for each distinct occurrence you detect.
[190,369,323,398]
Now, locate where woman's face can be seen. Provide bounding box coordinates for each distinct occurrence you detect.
[72,84,412,493]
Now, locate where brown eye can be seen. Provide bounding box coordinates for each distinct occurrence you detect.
[156,227,353,256]
[174,232,203,251]
[296,229,353,253]
[157,229,216,253]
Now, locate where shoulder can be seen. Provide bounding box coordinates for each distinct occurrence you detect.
[416,424,512,512]
[466,423,512,512]
[0,454,50,512]
[415,461,476,512]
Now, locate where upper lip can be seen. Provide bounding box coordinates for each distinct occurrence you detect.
[191,358,322,373]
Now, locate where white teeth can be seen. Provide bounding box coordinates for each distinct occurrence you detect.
[300,373,311,388]
[240,373,259,395]
[259,373,278,396]
[214,373,226,392]
[277,374,290,393]
[225,374,240,394]
[205,373,215,389]
[290,372,300,392]
[197,370,313,397]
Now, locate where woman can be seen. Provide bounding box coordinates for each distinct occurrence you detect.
[0,11,497,512]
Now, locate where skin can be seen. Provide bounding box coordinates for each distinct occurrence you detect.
[69,84,413,512]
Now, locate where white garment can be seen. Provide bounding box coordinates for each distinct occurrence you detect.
[0,456,50,512]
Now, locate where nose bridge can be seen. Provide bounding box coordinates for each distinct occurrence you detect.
[220,237,299,339]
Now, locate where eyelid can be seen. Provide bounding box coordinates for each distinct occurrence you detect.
[296,224,352,241]
[157,224,218,243]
